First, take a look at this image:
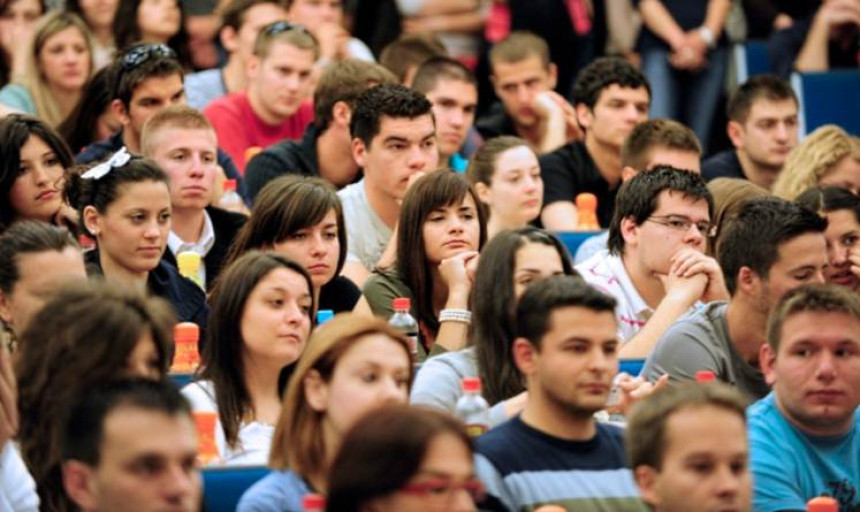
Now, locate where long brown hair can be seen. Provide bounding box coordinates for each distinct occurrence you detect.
[16,281,173,512]
[269,314,414,482]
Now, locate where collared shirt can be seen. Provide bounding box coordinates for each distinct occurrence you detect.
[576,250,653,342]
[168,210,215,288]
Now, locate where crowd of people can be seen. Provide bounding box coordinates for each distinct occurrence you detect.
[0,0,858,511]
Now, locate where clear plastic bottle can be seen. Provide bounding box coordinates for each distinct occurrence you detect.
[807,497,838,512]
[389,297,419,359]
[455,377,490,437]
[217,179,244,213]
[302,493,325,512]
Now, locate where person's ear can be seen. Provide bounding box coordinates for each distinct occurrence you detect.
[575,103,593,131]
[303,369,329,412]
[547,63,558,90]
[83,206,102,238]
[351,138,367,168]
[727,120,745,149]
[332,101,351,129]
[760,343,778,386]
[512,337,537,375]
[220,26,239,53]
[621,166,637,182]
[0,292,13,327]
[246,55,261,80]
[633,465,660,508]
[737,266,759,296]
[474,181,491,204]
[620,215,639,249]
[111,99,131,128]
[62,461,98,511]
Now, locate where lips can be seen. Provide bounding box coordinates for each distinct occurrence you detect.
[522,198,540,208]
[306,263,330,274]
[36,190,57,201]
[183,186,208,195]
[580,382,609,393]
[828,270,858,287]
[443,239,469,249]
[138,246,163,257]
[806,389,845,403]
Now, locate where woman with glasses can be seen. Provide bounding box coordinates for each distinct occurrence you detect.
[237,314,413,511]
[0,11,94,126]
[326,405,481,512]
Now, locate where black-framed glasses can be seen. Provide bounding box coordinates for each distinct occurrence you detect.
[261,20,312,37]
[120,43,177,71]
[646,215,715,237]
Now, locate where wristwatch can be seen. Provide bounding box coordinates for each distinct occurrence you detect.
[698,26,716,49]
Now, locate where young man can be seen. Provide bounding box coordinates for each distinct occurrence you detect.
[185,0,289,110]
[576,167,728,357]
[702,75,798,189]
[62,379,202,512]
[0,221,86,339]
[204,21,318,173]
[574,118,702,263]
[378,33,447,86]
[541,57,651,230]
[141,106,247,291]
[75,43,244,196]
[474,275,647,511]
[749,284,860,511]
[338,84,438,286]
[626,382,752,512]
[644,198,828,399]
[411,56,479,171]
[245,59,396,199]
[478,31,580,155]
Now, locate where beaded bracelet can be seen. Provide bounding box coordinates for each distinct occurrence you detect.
[439,309,472,325]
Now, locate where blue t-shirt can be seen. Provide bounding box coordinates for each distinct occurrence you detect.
[236,469,310,512]
[474,415,647,511]
[748,392,860,512]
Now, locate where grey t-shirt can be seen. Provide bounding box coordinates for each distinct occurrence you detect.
[643,301,770,400]
[338,179,392,271]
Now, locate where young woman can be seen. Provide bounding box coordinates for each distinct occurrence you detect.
[466,136,543,240]
[361,170,487,360]
[57,66,120,154]
[0,114,77,233]
[112,0,191,69]
[0,11,93,126]
[796,185,860,292]
[65,148,208,327]
[182,251,314,466]
[410,227,575,425]
[326,405,480,512]
[237,314,414,511]
[225,175,360,313]
[773,124,860,199]
[0,0,45,87]
[16,281,173,512]
[65,0,118,69]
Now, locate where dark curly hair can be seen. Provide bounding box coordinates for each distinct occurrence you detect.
[349,83,433,148]
[571,56,650,110]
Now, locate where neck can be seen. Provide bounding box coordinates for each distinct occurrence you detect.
[585,135,622,188]
[247,87,285,125]
[99,249,148,291]
[621,251,665,309]
[725,298,768,365]
[316,128,359,187]
[241,355,285,425]
[775,393,855,438]
[221,57,246,94]
[520,386,597,441]
[49,86,81,121]
[514,120,543,152]
[92,26,114,46]
[364,179,399,228]
[486,213,523,242]
[171,208,206,245]
[736,150,781,189]
[122,128,140,153]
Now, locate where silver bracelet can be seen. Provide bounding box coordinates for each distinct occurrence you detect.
[439,309,472,325]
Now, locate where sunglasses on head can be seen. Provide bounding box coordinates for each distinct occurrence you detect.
[120,43,177,71]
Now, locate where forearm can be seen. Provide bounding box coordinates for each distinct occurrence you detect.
[540,202,579,231]
[703,0,731,37]
[794,14,831,72]
[410,11,488,32]
[433,289,470,352]
[619,298,692,358]
[538,111,568,154]
[638,0,686,49]
[397,0,480,17]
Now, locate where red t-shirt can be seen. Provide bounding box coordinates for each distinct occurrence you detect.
[203,92,314,175]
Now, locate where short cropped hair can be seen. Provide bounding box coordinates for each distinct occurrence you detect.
[621,119,701,171]
[0,221,77,295]
[489,31,550,69]
[220,0,282,32]
[766,283,860,352]
[411,56,477,96]
[62,379,191,466]
[516,276,616,350]
[313,60,397,131]
[378,33,446,84]
[608,167,713,256]
[717,197,827,296]
[110,43,184,109]
[140,105,215,156]
[349,84,433,148]
[727,74,797,124]
[253,21,319,60]
[626,382,749,470]
[572,56,650,110]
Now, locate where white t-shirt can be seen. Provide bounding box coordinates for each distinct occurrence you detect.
[181,381,274,467]
[338,180,393,271]
[0,442,38,512]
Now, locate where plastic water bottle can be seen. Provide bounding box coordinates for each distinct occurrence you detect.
[217,179,244,213]
[170,322,200,373]
[302,494,325,512]
[177,251,203,289]
[575,192,600,230]
[695,370,716,383]
[455,377,490,437]
[807,497,838,512]
[389,298,419,359]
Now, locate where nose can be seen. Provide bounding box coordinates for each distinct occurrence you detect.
[283,300,306,325]
[310,233,328,256]
[713,466,742,501]
[449,487,477,512]
[449,108,465,128]
[523,174,539,193]
[408,145,431,170]
[683,224,705,246]
[774,122,790,142]
[516,86,532,106]
[815,350,838,382]
[30,163,51,186]
[144,219,162,239]
[829,244,849,266]
[377,377,404,404]
[163,466,198,504]
[587,348,612,375]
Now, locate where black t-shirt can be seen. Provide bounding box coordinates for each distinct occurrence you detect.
[318,275,361,314]
[540,141,619,227]
[245,124,320,202]
[702,149,746,182]
[475,108,518,141]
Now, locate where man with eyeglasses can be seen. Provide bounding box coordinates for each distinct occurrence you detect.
[203,20,318,174]
[576,166,728,358]
[76,43,246,200]
[643,197,828,399]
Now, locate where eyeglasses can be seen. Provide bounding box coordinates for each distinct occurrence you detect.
[120,43,177,71]
[646,215,715,237]
[261,20,312,37]
[401,478,485,505]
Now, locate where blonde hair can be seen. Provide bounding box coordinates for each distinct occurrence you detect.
[772,125,860,200]
[140,105,215,156]
[268,314,414,478]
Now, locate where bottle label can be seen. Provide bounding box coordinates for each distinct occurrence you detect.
[408,335,419,356]
[465,423,488,438]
